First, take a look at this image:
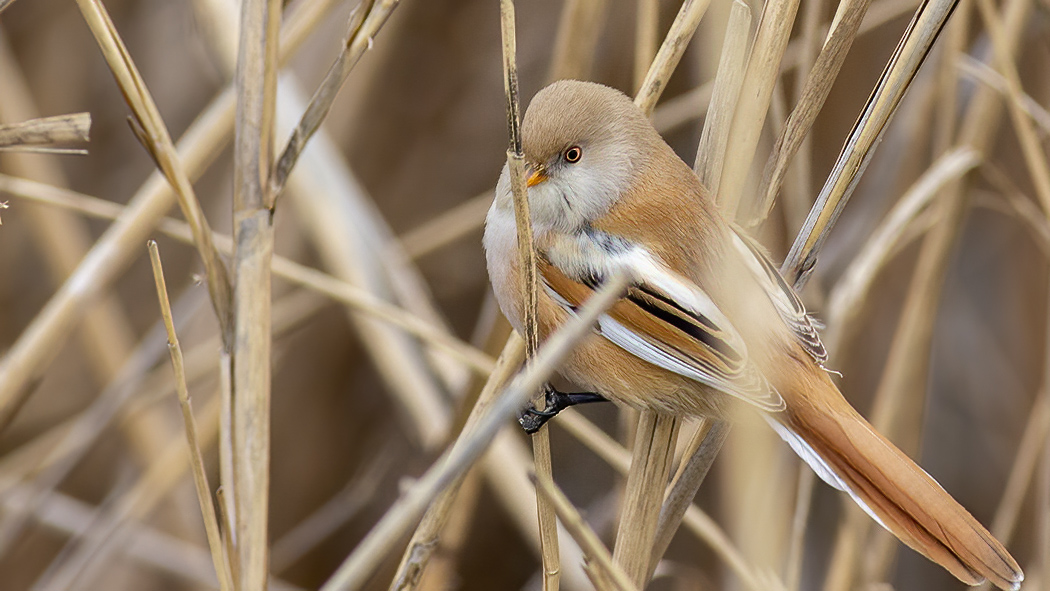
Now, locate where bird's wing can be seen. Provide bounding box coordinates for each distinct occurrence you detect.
[729,228,828,365]
[537,253,785,412]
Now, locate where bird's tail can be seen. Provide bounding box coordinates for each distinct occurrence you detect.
[768,378,1022,590]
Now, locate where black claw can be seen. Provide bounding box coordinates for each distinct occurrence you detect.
[518,385,608,433]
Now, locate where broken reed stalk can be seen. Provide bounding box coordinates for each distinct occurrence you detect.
[0,41,142,429]
[147,241,232,591]
[0,112,90,149]
[230,1,280,590]
[318,273,629,591]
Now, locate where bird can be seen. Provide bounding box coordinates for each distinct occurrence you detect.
[482,79,1023,590]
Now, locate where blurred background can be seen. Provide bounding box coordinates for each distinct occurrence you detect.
[0,0,1047,589]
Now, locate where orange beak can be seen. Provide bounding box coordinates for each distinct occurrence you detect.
[526,165,548,187]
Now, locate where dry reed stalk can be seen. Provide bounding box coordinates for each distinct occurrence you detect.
[412,469,484,591]
[497,2,563,590]
[633,0,712,116]
[932,0,969,154]
[0,0,333,441]
[193,0,456,430]
[31,392,222,591]
[271,0,400,199]
[635,0,659,93]
[0,113,89,151]
[778,0,822,231]
[218,355,239,586]
[750,0,877,223]
[318,273,629,591]
[399,191,493,259]
[957,58,1050,134]
[480,429,592,590]
[784,465,815,591]
[0,174,497,376]
[0,38,161,463]
[77,0,233,341]
[228,2,280,587]
[389,335,524,591]
[972,311,1050,591]
[533,472,640,591]
[651,79,716,133]
[612,413,680,585]
[822,147,981,354]
[823,0,1033,584]
[597,4,716,584]
[147,241,232,591]
[0,486,250,589]
[973,0,1050,215]
[781,0,963,287]
[650,420,730,573]
[271,452,393,573]
[549,0,607,81]
[715,0,801,218]
[693,0,751,193]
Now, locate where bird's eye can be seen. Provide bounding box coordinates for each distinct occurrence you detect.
[564,146,582,163]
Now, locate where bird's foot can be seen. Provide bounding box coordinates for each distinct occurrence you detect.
[519,385,607,433]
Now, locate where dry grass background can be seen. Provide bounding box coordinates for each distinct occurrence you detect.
[0,0,1048,589]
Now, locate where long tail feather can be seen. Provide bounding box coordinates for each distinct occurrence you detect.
[773,379,1023,590]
